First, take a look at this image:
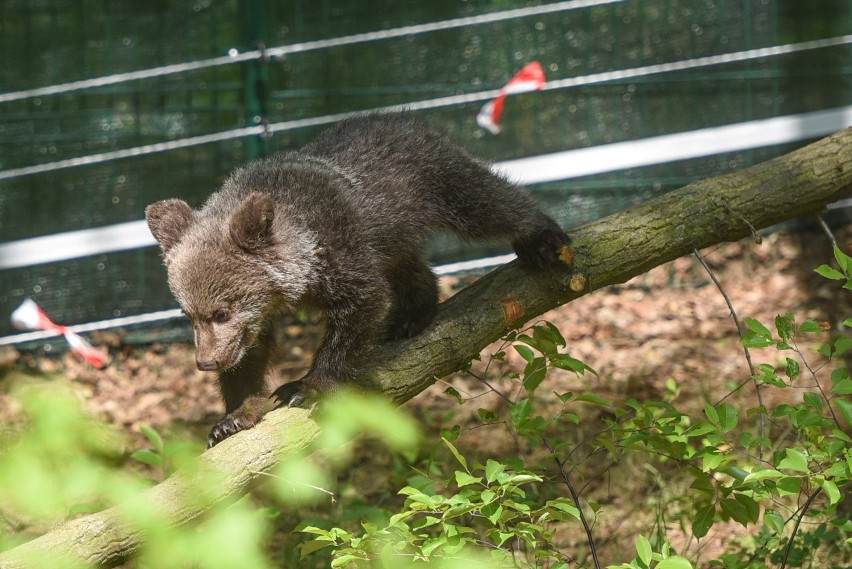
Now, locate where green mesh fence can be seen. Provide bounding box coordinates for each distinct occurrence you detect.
[1,0,851,341]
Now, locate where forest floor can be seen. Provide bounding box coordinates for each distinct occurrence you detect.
[1,226,849,565]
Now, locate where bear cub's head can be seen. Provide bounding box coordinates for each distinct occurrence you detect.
[146,192,290,372]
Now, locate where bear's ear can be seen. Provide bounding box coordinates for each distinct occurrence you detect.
[229,192,275,252]
[145,199,195,253]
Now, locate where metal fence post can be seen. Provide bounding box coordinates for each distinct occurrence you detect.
[241,0,269,161]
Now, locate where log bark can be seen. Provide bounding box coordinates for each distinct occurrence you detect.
[1,127,850,568]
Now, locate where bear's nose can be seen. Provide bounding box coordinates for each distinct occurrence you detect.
[196,360,219,371]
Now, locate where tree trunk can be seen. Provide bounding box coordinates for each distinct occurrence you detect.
[1,127,850,568]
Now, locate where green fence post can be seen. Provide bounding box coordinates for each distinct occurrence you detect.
[241,0,269,161]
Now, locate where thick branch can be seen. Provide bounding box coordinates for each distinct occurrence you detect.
[1,128,850,568]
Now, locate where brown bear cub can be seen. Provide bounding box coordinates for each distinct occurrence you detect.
[146,113,570,447]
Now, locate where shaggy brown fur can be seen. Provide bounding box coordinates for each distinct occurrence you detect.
[146,113,570,446]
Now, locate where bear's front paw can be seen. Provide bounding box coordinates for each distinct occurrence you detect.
[270,379,321,410]
[513,225,572,269]
[207,414,257,448]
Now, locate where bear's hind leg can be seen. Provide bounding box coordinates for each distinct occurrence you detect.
[384,256,439,341]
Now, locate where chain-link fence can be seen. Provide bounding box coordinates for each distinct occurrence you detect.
[1,0,851,342]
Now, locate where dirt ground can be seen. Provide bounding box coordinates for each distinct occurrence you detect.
[5,229,844,434]
[1,227,849,562]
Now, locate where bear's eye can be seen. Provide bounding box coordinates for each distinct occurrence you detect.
[212,308,231,323]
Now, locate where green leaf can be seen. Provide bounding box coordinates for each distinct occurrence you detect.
[803,392,824,411]
[685,422,716,438]
[505,473,542,485]
[656,557,694,569]
[725,467,750,482]
[824,460,849,478]
[514,344,536,364]
[443,438,469,472]
[477,408,498,423]
[443,503,478,520]
[511,398,532,431]
[636,535,652,565]
[139,424,164,453]
[444,386,464,405]
[692,504,715,539]
[834,336,852,356]
[300,539,334,559]
[778,476,803,494]
[412,516,441,530]
[493,530,515,547]
[822,479,841,505]
[777,449,809,473]
[764,509,784,535]
[440,424,460,442]
[734,493,760,524]
[799,319,821,332]
[551,354,592,374]
[744,469,784,483]
[785,358,800,382]
[720,498,750,527]
[754,366,786,387]
[299,525,333,537]
[522,357,548,392]
[834,246,852,273]
[717,403,738,434]
[704,403,719,425]
[689,472,715,495]
[844,318,852,328]
[532,325,560,355]
[455,470,481,488]
[331,554,363,568]
[515,334,541,352]
[836,398,852,426]
[702,452,724,472]
[481,501,503,524]
[130,449,163,468]
[775,314,794,341]
[574,393,610,407]
[815,265,846,280]
[485,459,505,484]
[741,333,774,348]
[830,368,852,394]
[543,321,567,346]
[745,317,772,338]
[546,498,580,519]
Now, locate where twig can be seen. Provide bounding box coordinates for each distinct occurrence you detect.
[780,488,822,569]
[694,248,767,461]
[251,470,336,502]
[814,215,838,250]
[724,203,762,244]
[542,438,603,569]
[465,371,523,452]
[791,339,841,427]
[467,371,603,569]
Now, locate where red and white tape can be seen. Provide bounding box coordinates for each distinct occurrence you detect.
[476,61,546,134]
[11,299,109,368]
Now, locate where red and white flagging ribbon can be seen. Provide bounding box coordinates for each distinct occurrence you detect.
[476,61,546,134]
[11,298,109,368]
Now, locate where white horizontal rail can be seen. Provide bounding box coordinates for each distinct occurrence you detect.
[2,106,850,272]
[0,0,623,104]
[2,34,850,182]
[0,252,524,346]
[496,106,852,184]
